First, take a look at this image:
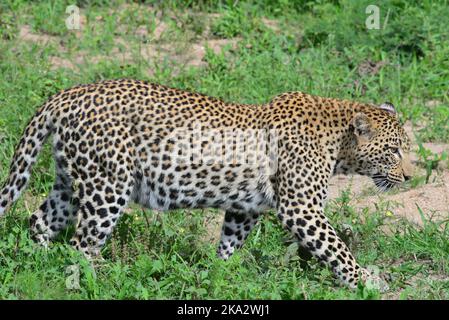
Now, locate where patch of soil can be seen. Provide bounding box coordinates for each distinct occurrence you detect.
[200,211,224,245]
[48,56,77,70]
[117,18,169,41]
[22,193,45,214]
[129,37,240,72]
[18,0,241,74]
[261,17,280,33]
[329,121,449,227]
[152,20,168,40]
[19,25,54,44]
[357,172,448,225]
[382,268,448,300]
[18,25,66,52]
[87,37,239,74]
[41,22,240,73]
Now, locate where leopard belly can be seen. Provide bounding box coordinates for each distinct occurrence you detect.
[131,164,276,213]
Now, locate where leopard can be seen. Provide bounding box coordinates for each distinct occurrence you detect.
[0,79,414,289]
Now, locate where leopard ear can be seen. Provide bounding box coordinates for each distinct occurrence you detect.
[350,113,375,143]
[379,102,396,115]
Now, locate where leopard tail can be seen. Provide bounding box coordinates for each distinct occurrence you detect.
[0,103,53,216]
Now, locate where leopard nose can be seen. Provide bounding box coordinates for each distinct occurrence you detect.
[403,174,411,181]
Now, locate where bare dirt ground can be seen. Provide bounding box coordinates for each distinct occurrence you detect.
[329,122,448,228]
[19,23,240,73]
[17,6,243,74]
[15,2,284,76]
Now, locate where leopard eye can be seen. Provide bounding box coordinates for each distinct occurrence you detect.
[390,147,400,156]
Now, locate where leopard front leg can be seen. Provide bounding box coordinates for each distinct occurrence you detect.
[275,145,377,289]
[277,198,369,288]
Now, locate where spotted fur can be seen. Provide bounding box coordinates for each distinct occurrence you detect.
[0,79,413,288]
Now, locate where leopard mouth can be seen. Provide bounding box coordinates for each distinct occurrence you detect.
[372,174,397,192]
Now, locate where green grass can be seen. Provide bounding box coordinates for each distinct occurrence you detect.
[0,0,448,299]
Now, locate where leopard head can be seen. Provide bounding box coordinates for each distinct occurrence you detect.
[348,102,414,191]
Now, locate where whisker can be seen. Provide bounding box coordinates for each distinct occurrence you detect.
[372,174,397,193]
